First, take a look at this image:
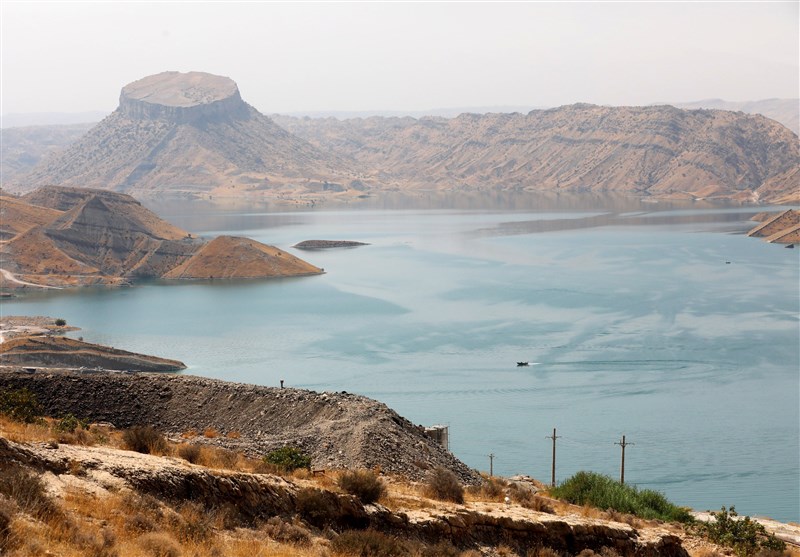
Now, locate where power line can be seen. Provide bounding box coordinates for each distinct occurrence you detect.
[614,435,634,484]
[545,428,560,487]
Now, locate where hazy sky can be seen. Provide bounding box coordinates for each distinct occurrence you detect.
[1,1,798,116]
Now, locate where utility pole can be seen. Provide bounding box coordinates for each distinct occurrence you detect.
[615,435,634,484]
[546,428,560,487]
[488,453,495,477]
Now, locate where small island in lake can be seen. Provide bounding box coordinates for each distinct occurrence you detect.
[294,240,370,249]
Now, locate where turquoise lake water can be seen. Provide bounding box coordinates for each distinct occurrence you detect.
[3,195,798,521]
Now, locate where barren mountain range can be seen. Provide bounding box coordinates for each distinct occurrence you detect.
[2,71,798,203]
[0,186,322,288]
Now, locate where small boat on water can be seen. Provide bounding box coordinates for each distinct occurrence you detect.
[517,361,529,367]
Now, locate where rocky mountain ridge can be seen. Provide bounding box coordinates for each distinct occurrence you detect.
[2,71,797,203]
[272,103,800,203]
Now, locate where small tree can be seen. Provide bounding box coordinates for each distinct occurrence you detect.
[262,446,311,472]
[54,318,67,327]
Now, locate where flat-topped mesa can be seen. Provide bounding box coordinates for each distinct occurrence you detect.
[118,71,250,123]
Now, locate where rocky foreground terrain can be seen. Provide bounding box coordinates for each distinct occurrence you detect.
[0,434,693,557]
[2,368,797,557]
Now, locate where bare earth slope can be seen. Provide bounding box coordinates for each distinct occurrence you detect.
[0,186,322,288]
[273,104,800,203]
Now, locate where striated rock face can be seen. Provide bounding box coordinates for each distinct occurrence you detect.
[272,103,800,203]
[0,186,322,288]
[118,71,250,123]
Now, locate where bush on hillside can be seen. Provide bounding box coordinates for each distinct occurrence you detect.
[337,469,386,504]
[550,471,692,523]
[424,467,464,504]
[262,446,311,472]
[122,425,169,455]
[177,443,202,464]
[54,318,67,326]
[0,387,43,424]
[697,506,786,557]
[55,413,89,433]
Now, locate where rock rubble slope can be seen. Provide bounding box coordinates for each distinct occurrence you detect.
[0,369,479,483]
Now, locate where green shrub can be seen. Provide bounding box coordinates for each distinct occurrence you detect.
[331,529,411,557]
[122,426,169,455]
[262,446,311,472]
[54,318,67,327]
[424,468,465,504]
[698,506,786,557]
[337,469,386,504]
[55,413,89,433]
[0,387,43,424]
[550,471,692,523]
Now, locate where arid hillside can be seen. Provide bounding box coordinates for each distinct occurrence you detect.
[0,186,322,288]
[9,71,362,198]
[3,71,796,204]
[273,104,800,203]
[673,98,799,135]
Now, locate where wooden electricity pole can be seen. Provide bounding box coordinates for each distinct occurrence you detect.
[615,435,634,484]
[546,428,560,487]
[488,453,495,477]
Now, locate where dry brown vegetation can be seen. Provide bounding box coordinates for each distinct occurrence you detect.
[2,412,792,557]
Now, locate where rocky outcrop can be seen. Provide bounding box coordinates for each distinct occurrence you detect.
[747,209,800,244]
[0,186,322,287]
[0,436,688,557]
[118,71,250,124]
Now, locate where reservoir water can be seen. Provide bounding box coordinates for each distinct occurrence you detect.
[3,194,798,522]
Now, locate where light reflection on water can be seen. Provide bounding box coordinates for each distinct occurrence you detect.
[3,194,798,521]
